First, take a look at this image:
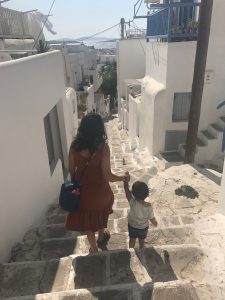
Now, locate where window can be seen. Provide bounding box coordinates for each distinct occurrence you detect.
[44,105,64,174]
[172,92,191,122]
[90,75,93,85]
[44,114,54,165]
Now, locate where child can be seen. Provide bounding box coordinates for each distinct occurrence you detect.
[123,172,158,249]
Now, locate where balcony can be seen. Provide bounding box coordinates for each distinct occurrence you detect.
[147,2,201,42]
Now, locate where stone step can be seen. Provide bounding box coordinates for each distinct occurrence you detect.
[158,214,195,227]
[1,245,205,298]
[0,257,72,299]
[46,208,126,225]
[210,123,224,132]
[194,283,225,300]
[161,151,184,163]
[202,129,216,140]
[7,280,200,300]
[15,215,195,241]
[9,225,197,262]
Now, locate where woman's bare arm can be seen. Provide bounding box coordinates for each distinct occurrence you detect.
[101,144,124,182]
[124,181,132,201]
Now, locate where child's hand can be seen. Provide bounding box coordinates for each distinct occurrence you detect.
[150,218,158,227]
[123,171,130,183]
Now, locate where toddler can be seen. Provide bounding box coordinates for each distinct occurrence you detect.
[123,172,157,249]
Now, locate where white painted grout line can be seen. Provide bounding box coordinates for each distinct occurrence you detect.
[114,219,118,234]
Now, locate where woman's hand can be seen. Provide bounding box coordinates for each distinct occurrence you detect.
[123,171,130,183]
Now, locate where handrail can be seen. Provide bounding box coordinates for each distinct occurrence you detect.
[151,3,201,8]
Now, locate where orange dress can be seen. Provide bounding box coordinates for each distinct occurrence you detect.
[66,143,114,232]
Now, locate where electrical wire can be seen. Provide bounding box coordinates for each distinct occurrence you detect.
[134,0,144,19]
[130,22,146,56]
[32,0,56,49]
[78,23,120,42]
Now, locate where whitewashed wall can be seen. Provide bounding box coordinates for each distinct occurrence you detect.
[65,87,79,147]
[214,0,225,215]
[89,64,103,92]
[117,39,146,120]
[220,159,225,215]
[0,51,77,262]
[86,85,95,113]
[52,45,98,92]
[198,0,225,131]
[128,95,141,140]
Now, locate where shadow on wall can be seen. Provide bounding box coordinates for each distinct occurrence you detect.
[193,164,222,186]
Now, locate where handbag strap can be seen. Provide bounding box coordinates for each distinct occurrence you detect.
[77,154,93,184]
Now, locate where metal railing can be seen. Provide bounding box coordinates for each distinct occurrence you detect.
[147,2,201,42]
[0,7,33,39]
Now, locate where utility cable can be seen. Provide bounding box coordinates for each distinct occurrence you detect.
[78,23,120,42]
[129,22,146,56]
[32,0,56,49]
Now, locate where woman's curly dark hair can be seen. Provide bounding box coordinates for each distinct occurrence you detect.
[72,113,107,154]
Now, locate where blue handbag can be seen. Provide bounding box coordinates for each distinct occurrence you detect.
[59,158,91,213]
[59,181,81,213]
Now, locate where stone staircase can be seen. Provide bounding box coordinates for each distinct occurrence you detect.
[0,117,224,299]
[179,116,225,172]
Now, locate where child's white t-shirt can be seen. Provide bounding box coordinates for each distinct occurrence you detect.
[128,196,155,229]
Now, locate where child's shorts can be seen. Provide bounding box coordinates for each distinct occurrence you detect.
[128,224,149,239]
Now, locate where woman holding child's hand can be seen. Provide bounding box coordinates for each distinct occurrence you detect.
[66,113,128,253]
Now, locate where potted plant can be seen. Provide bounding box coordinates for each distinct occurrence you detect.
[78,103,87,118]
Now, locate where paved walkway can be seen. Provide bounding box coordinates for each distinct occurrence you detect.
[1,116,225,299]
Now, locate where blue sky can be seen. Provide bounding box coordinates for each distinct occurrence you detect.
[5,0,147,40]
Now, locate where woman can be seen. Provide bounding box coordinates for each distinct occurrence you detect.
[66,113,126,253]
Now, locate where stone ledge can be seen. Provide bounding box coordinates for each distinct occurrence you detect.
[9,225,198,262]
[6,280,200,300]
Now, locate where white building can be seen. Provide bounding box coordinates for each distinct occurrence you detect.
[0,51,77,262]
[117,38,146,129]
[51,44,103,115]
[118,0,225,171]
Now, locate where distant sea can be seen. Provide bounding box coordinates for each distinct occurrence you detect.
[48,37,118,49]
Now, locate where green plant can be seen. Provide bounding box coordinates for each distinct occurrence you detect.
[187,19,199,32]
[175,185,199,199]
[36,40,50,54]
[98,61,117,109]
[193,21,199,32]
[77,103,87,112]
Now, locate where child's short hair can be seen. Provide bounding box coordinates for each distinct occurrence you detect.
[132,181,149,201]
